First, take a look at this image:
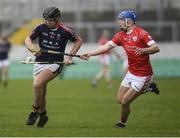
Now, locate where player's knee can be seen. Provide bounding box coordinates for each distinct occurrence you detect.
[121,98,130,107]
[117,97,123,104]
[33,81,44,90]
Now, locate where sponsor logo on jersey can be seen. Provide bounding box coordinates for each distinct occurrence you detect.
[42,32,48,36]
[57,34,61,40]
[133,36,137,42]
[148,35,152,40]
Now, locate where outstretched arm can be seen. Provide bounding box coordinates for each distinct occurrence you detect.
[81,43,114,60]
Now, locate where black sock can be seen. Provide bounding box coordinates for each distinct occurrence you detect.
[39,110,47,117]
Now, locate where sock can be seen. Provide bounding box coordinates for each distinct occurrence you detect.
[32,105,40,113]
[39,110,47,117]
[120,118,127,124]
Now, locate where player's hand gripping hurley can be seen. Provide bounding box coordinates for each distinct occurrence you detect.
[21,57,75,65]
[41,49,81,58]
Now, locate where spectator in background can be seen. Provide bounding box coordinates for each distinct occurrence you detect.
[0,35,11,89]
[91,30,125,88]
[91,30,113,88]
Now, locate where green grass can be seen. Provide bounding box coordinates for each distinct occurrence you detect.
[0,78,180,136]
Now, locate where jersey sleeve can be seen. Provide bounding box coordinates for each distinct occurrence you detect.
[29,25,41,40]
[67,29,80,42]
[142,31,156,46]
[7,42,11,51]
[108,32,122,47]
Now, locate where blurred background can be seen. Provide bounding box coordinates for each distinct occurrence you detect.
[0,0,180,79]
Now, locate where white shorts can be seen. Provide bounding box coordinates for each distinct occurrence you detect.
[99,55,110,66]
[0,59,10,68]
[33,64,62,78]
[121,71,153,92]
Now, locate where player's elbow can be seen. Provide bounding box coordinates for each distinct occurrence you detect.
[76,38,83,46]
[24,37,28,45]
[79,38,83,46]
[155,46,160,53]
[25,37,31,46]
[151,44,160,54]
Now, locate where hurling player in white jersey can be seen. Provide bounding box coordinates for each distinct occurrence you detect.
[81,10,160,128]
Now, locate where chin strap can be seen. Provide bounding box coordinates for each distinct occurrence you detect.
[124,18,134,30]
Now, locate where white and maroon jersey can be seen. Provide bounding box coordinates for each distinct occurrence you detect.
[109,26,155,76]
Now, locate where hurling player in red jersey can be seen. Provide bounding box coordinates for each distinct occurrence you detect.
[81,10,160,128]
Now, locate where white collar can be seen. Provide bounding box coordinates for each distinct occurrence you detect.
[50,28,58,31]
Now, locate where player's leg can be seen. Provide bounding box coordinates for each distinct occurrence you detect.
[33,74,44,111]
[115,72,131,127]
[32,64,60,109]
[36,65,63,127]
[116,87,143,128]
[146,82,160,95]
[116,71,132,104]
[35,68,60,127]
[115,85,129,128]
[94,68,103,82]
[0,68,2,86]
[97,56,107,82]
[116,85,130,104]
[40,84,47,113]
[101,55,112,88]
[104,65,112,88]
[37,85,47,127]
[0,62,2,86]
[26,73,44,126]
[115,72,152,128]
[92,56,108,87]
[26,69,56,126]
[91,64,103,87]
[2,66,9,88]
[26,64,61,126]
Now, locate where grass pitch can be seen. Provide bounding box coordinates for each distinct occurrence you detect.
[0,78,180,136]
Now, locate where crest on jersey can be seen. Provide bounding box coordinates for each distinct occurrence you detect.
[148,35,152,40]
[133,36,137,42]
[57,34,61,40]
[50,35,54,39]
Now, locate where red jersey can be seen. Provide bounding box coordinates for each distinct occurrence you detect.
[109,26,155,76]
[98,36,110,55]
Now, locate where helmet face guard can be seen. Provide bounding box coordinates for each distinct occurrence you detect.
[118,10,137,31]
[43,7,61,22]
